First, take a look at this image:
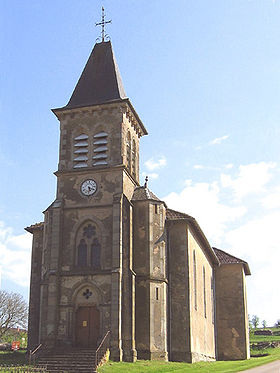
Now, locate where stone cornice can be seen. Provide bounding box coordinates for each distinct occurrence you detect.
[52,98,148,137]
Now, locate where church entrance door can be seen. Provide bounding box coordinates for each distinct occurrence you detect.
[75,306,100,348]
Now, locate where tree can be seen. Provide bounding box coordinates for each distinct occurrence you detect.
[251,315,260,329]
[275,319,280,328]
[0,290,28,340]
[262,320,267,328]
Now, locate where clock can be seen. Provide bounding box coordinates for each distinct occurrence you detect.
[81,179,97,196]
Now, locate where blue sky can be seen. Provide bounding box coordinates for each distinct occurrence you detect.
[1,0,280,326]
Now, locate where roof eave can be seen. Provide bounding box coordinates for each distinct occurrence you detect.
[166,216,219,265]
[51,98,148,137]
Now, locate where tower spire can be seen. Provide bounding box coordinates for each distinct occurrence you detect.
[95,7,112,42]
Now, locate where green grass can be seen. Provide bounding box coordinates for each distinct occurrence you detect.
[0,351,28,366]
[250,327,280,343]
[250,334,280,343]
[99,348,280,373]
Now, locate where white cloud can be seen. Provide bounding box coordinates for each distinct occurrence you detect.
[144,156,166,171]
[262,185,280,209]
[141,172,159,180]
[220,162,276,200]
[193,165,204,170]
[164,180,246,244]
[209,135,229,145]
[0,221,32,288]
[225,211,280,325]
[225,163,233,169]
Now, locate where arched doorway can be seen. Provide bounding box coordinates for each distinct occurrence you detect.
[75,306,100,348]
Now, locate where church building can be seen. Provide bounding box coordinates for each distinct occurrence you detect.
[26,20,251,364]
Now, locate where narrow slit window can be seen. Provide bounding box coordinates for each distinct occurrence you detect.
[126,132,131,172]
[193,250,197,310]
[132,139,136,178]
[155,287,159,301]
[203,266,207,318]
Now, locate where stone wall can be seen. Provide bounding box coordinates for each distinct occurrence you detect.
[187,227,216,362]
[167,220,191,362]
[215,264,250,360]
[27,227,44,350]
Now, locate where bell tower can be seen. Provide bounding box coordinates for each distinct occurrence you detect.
[27,22,147,361]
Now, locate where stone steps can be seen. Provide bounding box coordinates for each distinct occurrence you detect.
[37,348,98,373]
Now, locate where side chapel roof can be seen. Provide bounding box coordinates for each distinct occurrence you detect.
[166,208,219,265]
[25,222,44,234]
[213,247,251,275]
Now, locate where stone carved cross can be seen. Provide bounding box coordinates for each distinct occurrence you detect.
[83,289,93,299]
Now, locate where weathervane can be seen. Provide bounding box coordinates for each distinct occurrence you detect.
[95,7,112,42]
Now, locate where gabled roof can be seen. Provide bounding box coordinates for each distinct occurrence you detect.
[166,208,194,220]
[64,41,126,109]
[132,186,162,202]
[25,222,44,234]
[213,247,251,275]
[166,208,219,265]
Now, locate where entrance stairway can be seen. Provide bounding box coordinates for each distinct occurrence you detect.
[30,332,110,373]
[37,348,98,373]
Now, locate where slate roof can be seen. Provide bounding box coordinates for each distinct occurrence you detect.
[166,208,219,264]
[64,41,126,109]
[166,208,194,221]
[132,186,162,202]
[213,247,251,275]
[25,222,44,233]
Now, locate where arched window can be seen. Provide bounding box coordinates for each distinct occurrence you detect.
[91,237,101,269]
[76,222,101,269]
[77,239,87,266]
[132,139,136,178]
[126,132,131,172]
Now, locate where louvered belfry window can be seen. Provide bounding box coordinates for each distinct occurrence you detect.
[93,131,108,166]
[126,132,131,172]
[73,134,89,168]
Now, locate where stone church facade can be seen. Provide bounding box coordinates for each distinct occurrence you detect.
[26,39,250,363]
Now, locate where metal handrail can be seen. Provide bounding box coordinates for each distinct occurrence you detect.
[29,343,43,365]
[94,330,110,372]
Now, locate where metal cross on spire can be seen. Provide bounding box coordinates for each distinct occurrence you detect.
[95,7,112,42]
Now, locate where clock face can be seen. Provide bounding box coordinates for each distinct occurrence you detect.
[81,179,97,196]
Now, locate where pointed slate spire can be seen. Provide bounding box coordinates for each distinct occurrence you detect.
[65,41,127,109]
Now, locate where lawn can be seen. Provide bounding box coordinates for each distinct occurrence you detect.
[0,351,27,366]
[250,328,280,343]
[99,348,280,373]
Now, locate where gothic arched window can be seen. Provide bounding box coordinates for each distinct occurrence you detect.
[132,139,136,178]
[91,238,101,269]
[126,132,131,172]
[76,222,101,269]
[77,239,87,266]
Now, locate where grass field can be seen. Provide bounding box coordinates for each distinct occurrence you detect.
[98,348,280,373]
[0,351,27,366]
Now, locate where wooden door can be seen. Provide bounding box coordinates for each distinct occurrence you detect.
[76,306,100,347]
